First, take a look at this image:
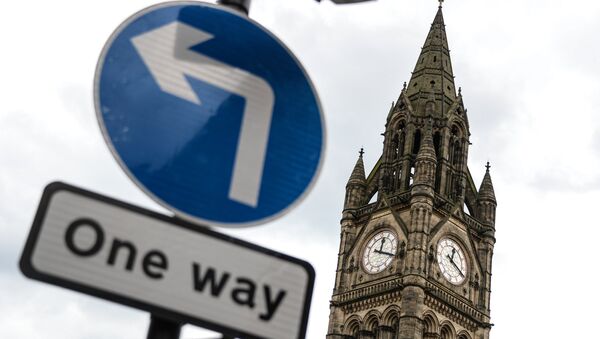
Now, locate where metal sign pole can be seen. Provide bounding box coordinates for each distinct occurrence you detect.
[217,0,251,15]
[147,3,241,335]
[145,0,242,320]
[147,315,182,339]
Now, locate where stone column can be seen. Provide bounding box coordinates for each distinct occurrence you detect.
[397,286,425,339]
[437,126,450,196]
[399,124,416,190]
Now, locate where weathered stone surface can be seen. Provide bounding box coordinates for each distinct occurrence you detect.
[326,5,496,339]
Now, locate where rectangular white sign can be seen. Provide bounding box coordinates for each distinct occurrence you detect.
[20,182,314,339]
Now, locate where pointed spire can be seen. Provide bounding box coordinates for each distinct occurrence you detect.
[347,148,366,187]
[434,2,445,23]
[386,101,395,122]
[478,162,496,203]
[405,5,457,116]
[344,149,368,210]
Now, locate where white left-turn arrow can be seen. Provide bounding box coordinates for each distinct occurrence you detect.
[131,22,275,208]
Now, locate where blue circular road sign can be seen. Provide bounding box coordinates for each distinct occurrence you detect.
[95,2,325,227]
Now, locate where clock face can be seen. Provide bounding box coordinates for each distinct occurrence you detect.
[436,238,467,285]
[362,230,398,274]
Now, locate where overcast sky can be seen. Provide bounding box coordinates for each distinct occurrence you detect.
[2,0,600,338]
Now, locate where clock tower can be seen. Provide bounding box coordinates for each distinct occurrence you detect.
[327,5,497,339]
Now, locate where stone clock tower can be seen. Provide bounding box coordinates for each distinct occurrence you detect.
[327,5,497,339]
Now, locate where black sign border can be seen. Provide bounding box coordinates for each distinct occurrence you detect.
[20,182,315,339]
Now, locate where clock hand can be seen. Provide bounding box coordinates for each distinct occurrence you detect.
[448,249,460,267]
[446,255,464,277]
[453,263,465,277]
[379,238,385,251]
[450,250,462,269]
[374,249,395,256]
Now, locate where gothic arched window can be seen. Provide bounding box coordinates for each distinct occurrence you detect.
[382,306,400,339]
[412,129,422,155]
[345,319,360,339]
[450,125,462,167]
[422,313,439,339]
[452,140,461,166]
[392,134,399,160]
[440,324,454,339]
[397,122,406,159]
[433,131,442,157]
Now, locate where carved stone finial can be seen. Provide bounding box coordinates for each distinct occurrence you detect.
[486,161,491,172]
[359,148,364,157]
